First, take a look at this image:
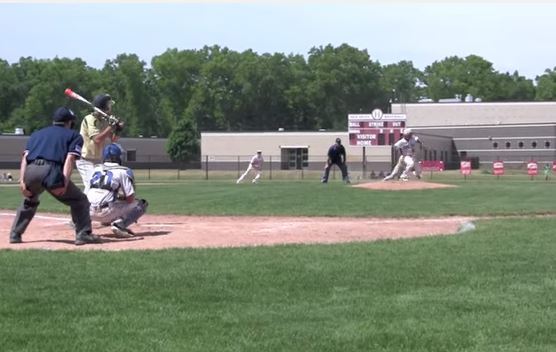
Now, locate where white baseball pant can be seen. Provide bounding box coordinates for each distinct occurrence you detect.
[90,199,145,226]
[75,158,96,193]
[383,155,405,181]
[236,166,261,184]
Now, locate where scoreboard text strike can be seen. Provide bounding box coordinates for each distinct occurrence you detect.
[348,110,407,146]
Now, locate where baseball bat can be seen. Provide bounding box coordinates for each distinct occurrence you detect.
[64,88,110,118]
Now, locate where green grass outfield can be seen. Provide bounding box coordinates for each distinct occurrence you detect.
[1,218,556,351]
[1,177,556,351]
[2,176,556,217]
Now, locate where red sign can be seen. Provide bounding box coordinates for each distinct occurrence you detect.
[527,161,538,176]
[493,161,504,176]
[460,161,472,175]
[420,160,444,172]
[552,161,556,172]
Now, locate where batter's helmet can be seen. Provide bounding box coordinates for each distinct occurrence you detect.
[102,143,123,164]
[93,94,113,111]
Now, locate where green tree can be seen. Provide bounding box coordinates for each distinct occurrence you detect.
[381,60,423,104]
[307,44,384,130]
[0,59,19,129]
[166,117,200,163]
[101,54,158,137]
[535,68,556,101]
[150,48,208,132]
[494,71,535,101]
[423,55,499,101]
[8,57,97,132]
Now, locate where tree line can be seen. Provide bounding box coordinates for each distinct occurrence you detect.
[1,43,556,160]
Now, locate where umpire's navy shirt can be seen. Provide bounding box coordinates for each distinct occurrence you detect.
[25,125,83,164]
[328,144,346,163]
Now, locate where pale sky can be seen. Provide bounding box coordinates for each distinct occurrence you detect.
[1,2,555,79]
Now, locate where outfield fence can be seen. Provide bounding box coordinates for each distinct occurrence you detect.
[2,154,556,182]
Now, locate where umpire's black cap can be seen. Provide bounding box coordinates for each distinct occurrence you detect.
[335,138,342,144]
[52,107,77,123]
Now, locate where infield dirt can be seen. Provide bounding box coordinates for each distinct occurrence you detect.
[1,211,470,251]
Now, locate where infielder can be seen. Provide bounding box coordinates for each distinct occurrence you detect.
[87,143,148,237]
[236,150,264,184]
[76,94,123,194]
[383,128,422,181]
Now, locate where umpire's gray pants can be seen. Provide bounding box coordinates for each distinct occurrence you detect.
[10,162,93,238]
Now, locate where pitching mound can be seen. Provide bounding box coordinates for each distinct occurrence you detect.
[0,211,471,251]
[353,180,457,191]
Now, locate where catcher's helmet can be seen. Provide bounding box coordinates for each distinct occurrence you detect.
[93,94,113,111]
[102,143,123,164]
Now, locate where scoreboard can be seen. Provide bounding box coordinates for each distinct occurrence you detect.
[348,109,407,147]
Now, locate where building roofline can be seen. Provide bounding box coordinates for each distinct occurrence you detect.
[201,131,347,136]
[393,101,556,107]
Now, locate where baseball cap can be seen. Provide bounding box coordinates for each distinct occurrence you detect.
[335,138,342,143]
[403,128,413,135]
[52,107,77,123]
[257,150,262,153]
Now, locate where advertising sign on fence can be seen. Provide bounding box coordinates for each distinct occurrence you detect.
[527,161,538,176]
[552,161,556,172]
[460,161,472,176]
[420,160,444,172]
[493,161,504,176]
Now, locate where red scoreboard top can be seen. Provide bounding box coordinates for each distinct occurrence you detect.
[348,109,407,146]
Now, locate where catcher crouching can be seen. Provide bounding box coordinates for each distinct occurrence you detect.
[87,143,148,237]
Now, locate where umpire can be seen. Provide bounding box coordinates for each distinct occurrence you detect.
[9,107,100,245]
[321,138,350,183]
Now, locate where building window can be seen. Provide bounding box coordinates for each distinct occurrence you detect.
[493,142,498,149]
[126,150,136,162]
[518,141,524,148]
[532,141,537,148]
[545,141,551,148]
[280,147,308,170]
[505,141,511,149]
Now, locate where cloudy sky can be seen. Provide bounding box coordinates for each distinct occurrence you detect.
[1,2,554,79]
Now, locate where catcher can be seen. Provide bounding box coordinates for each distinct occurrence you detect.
[87,143,148,237]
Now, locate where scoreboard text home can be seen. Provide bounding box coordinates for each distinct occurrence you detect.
[348,109,407,146]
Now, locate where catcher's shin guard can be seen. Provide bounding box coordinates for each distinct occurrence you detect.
[120,199,148,227]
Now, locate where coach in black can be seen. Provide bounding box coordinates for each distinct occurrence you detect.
[321,137,350,184]
[9,107,100,245]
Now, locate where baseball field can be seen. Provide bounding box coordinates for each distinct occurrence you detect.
[1,174,555,351]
